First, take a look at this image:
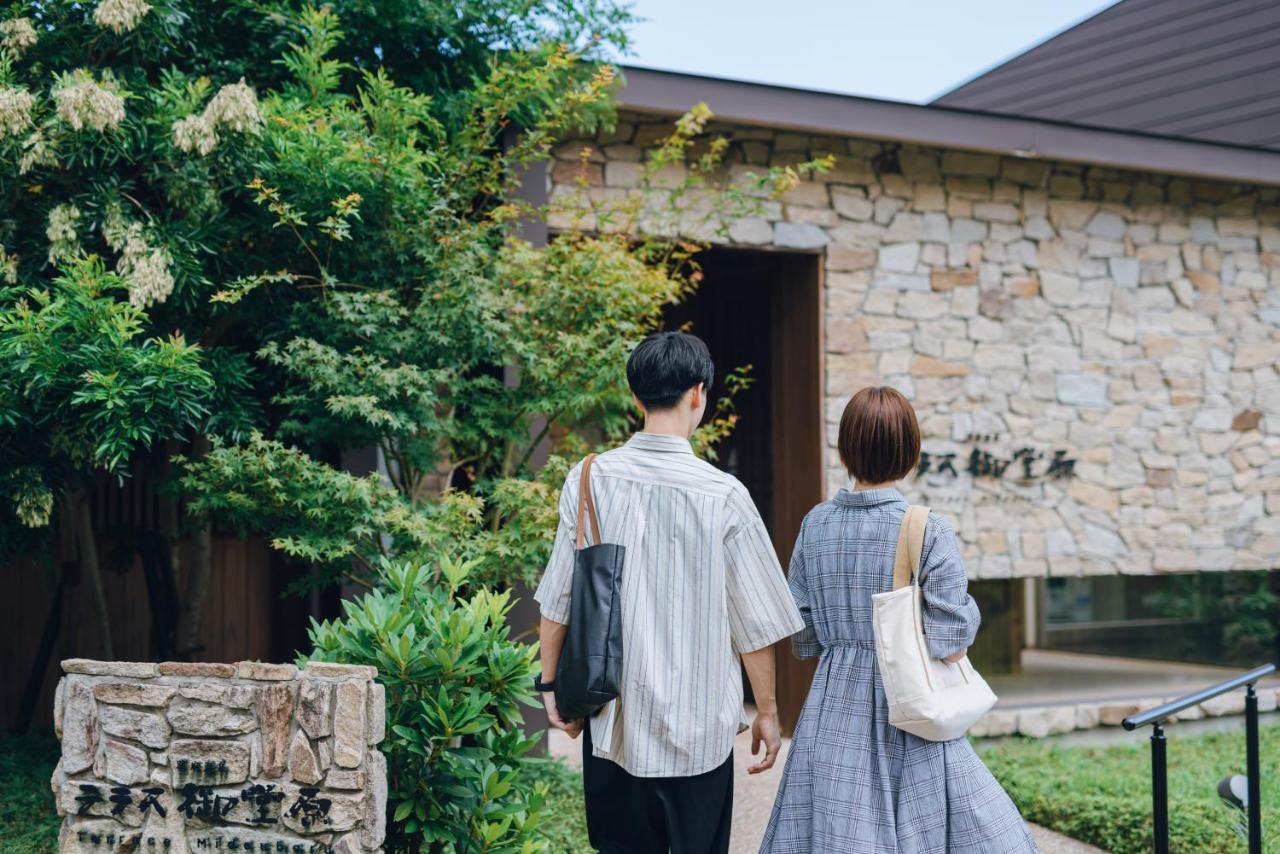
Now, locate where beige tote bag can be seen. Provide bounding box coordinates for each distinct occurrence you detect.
[871,505,997,741]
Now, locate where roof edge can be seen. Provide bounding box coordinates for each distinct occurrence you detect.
[616,66,1280,187]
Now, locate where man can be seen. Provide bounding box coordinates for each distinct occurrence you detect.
[534,331,804,854]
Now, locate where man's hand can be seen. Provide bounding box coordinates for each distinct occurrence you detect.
[942,647,968,664]
[748,710,782,774]
[543,691,583,738]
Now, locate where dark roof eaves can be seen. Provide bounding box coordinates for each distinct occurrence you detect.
[616,65,1280,187]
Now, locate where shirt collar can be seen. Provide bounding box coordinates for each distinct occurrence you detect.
[626,432,695,455]
[833,486,907,508]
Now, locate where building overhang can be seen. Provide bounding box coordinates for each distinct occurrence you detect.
[617,66,1280,188]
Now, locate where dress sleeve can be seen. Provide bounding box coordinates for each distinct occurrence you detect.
[918,513,981,660]
[724,488,806,654]
[788,524,822,660]
[533,463,581,625]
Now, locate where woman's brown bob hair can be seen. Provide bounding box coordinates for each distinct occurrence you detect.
[838,386,921,484]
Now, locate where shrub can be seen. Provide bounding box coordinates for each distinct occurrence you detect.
[302,557,545,853]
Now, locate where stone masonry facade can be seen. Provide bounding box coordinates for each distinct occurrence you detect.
[52,659,386,853]
[549,110,1280,579]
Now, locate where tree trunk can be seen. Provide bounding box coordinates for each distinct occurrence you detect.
[66,488,113,659]
[174,434,212,657]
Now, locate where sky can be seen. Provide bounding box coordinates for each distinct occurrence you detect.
[622,0,1123,104]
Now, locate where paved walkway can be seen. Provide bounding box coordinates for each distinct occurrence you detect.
[548,726,1103,852]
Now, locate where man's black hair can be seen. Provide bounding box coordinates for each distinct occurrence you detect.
[626,331,715,411]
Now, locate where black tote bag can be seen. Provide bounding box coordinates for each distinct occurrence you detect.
[554,453,626,721]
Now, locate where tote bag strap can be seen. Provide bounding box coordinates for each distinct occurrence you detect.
[891,505,930,591]
[575,453,604,549]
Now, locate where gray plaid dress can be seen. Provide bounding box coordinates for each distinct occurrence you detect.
[760,488,1035,854]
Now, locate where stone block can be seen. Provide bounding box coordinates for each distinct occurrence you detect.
[910,355,969,377]
[178,682,255,708]
[334,681,367,769]
[930,269,977,291]
[1098,701,1142,726]
[93,683,176,707]
[170,738,251,786]
[299,678,335,739]
[327,765,366,790]
[61,679,97,774]
[1234,341,1279,371]
[728,216,772,245]
[879,242,921,273]
[1085,211,1127,239]
[236,661,297,681]
[1200,693,1247,717]
[54,677,66,738]
[774,221,828,249]
[827,244,877,271]
[289,730,324,785]
[367,683,385,747]
[362,750,388,850]
[167,698,257,737]
[1040,271,1080,305]
[157,661,236,677]
[1056,372,1109,407]
[101,705,172,749]
[303,662,378,681]
[1075,704,1101,730]
[63,659,158,678]
[257,683,293,778]
[102,738,149,785]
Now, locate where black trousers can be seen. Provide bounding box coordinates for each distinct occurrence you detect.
[582,724,734,854]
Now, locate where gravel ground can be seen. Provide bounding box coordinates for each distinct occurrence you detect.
[550,727,1104,853]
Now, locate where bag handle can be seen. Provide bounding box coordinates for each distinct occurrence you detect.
[575,453,603,549]
[891,505,930,591]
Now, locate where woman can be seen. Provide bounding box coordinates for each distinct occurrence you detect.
[760,387,1034,853]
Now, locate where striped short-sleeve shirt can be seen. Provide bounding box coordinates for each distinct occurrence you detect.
[535,431,804,778]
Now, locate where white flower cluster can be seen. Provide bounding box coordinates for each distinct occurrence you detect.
[54,71,126,132]
[103,204,175,307]
[0,245,18,285]
[173,78,261,156]
[19,128,56,175]
[92,0,151,34]
[45,203,82,265]
[0,17,38,55]
[0,87,34,139]
[173,113,216,155]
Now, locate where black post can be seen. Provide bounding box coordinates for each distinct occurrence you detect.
[1152,722,1169,854]
[1245,685,1262,854]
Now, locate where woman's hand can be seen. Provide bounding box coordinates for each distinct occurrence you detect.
[543,691,583,738]
[942,647,968,664]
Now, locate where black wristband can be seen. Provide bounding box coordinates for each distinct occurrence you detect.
[535,676,555,692]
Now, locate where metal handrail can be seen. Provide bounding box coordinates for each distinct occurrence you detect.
[1122,664,1277,730]
[1121,662,1275,854]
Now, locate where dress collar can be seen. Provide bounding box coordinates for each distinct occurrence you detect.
[626,432,695,455]
[833,486,907,508]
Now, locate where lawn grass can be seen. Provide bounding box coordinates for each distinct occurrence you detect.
[982,721,1280,853]
[524,757,593,852]
[0,729,61,853]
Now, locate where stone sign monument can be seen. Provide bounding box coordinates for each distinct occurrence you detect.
[51,659,386,853]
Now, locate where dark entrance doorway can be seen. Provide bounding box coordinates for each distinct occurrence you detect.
[664,247,824,734]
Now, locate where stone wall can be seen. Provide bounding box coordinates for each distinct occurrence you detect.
[549,110,1280,578]
[51,659,385,853]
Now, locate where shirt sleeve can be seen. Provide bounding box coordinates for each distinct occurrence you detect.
[787,523,822,660]
[918,513,981,660]
[533,462,582,625]
[724,487,806,654]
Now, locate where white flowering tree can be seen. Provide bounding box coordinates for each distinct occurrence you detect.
[0,0,632,709]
